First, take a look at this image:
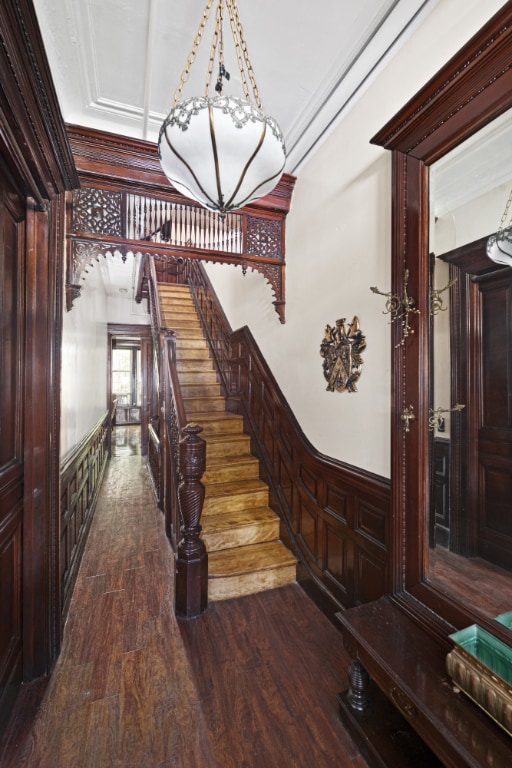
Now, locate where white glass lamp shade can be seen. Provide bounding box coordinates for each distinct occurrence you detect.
[158,95,286,213]
[487,226,512,267]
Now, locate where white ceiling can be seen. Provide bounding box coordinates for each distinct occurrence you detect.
[32,0,512,298]
[34,0,438,175]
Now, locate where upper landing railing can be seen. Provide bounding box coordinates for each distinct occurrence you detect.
[67,184,291,322]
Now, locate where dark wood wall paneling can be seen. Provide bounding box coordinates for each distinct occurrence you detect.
[59,413,110,618]
[0,0,79,731]
[229,329,391,617]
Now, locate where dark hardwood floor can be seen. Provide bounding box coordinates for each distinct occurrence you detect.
[429,545,512,618]
[1,426,368,768]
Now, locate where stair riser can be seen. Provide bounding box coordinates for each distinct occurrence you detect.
[163,319,202,330]
[202,417,244,432]
[172,330,206,340]
[162,313,200,324]
[177,360,216,372]
[206,440,251,459]
[181,384,222,398]
[202,462,259,484]
[208,565,296,602]
[203,489,269,515]
[185,398,226,413]
[202,520,280,552]
[178,372,218,385]
[176,340,209,351]
[176,349,211,361]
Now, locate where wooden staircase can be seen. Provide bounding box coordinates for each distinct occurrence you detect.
[158,283,297,601]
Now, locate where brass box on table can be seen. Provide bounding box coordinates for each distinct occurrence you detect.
[446,624,512,737]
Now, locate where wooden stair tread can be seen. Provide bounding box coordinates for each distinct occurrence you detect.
[202,506,278,531]
[192,412,242,423]
[205,453,256,468]
[208,541,297,577]
[204,477,267,498]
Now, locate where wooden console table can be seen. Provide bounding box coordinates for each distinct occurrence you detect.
[337,596,512,767]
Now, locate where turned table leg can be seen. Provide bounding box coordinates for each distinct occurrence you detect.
[346,659,371,712]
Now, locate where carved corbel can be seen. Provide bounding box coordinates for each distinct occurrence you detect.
[66,283,82,311]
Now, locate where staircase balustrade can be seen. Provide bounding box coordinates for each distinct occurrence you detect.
[67,177,291,321]
[181,258,234,401]
[144,254,208,618]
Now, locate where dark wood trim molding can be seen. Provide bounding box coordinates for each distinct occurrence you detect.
[0,1,79,201]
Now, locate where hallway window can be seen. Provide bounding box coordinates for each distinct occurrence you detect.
[112,346,141,404]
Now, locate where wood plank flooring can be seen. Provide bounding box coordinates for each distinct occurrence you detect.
[1,427,368,768]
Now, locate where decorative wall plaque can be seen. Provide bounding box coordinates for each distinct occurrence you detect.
[320,316,366,393]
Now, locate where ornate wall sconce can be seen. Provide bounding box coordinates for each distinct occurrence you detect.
[320,316,366,393]
[428,403,465,431]
[430,278,457,316]
[370,269,420,347]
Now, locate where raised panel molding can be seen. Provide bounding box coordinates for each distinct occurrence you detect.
[60,411,110,619]
[229,326,392,616]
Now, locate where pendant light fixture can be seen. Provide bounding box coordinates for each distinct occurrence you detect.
[158,0,286,215]
[487,187,512,267]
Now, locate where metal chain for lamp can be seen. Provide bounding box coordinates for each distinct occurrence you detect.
[172,0,216,108]
[226,0,263,109]
[172,0,263,110]
[498,187,512,233]
[160,0,286,215]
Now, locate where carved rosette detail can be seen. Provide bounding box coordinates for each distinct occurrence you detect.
[72,187,122,236]
[246,215,282,258]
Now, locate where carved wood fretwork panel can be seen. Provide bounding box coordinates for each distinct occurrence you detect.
[72,187,122,236]
[245,215,283,258]
[65,125,295,321]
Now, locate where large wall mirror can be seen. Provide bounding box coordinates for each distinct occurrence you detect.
[372,2,512,638]
[429,108,512,621]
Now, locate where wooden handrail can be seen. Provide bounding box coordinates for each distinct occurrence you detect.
[142,253,208,618]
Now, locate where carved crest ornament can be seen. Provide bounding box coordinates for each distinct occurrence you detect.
[320,316,366,393]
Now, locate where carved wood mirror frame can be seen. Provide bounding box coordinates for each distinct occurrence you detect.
[371,3,512,638]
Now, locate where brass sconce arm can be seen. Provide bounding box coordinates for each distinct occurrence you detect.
[371,269,420,347]
[428,403,465,431]
[430,278,457,316]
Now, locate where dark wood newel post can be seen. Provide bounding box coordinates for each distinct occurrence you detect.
[175,423,208,618]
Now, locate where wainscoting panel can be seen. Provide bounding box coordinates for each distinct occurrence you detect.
[59,412,110,619]
[229,328,391,617]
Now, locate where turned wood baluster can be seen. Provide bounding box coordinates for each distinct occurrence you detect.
[175,422,208,618]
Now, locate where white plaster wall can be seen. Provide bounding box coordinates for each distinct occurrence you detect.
[60,266,109,458]
[107,294,150,325]
[205,0,506,479]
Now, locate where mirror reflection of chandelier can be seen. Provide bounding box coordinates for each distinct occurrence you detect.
[158,0,286,215]
[487,187,512,267]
